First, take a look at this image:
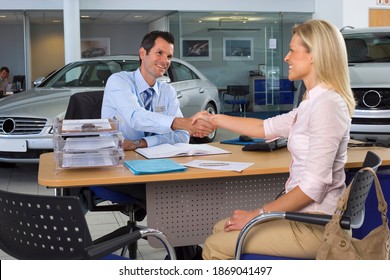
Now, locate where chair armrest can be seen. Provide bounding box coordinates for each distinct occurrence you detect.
[285,212,350,229]
[85,228,177,260]
[235,212,286,259]
[234,212,351,259]
[85,230,142,259]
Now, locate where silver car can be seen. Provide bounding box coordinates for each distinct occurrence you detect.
[0,55,221,163]
[342,27,390,144]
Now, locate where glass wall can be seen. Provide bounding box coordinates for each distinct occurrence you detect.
[169,11,312,116]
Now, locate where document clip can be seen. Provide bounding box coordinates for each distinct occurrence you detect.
[81,123,97,132]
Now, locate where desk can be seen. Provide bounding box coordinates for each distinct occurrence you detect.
[38,143,390,247]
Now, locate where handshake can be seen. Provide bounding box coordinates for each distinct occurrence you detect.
[173,111,216,138]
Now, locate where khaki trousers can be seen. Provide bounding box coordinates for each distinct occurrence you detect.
[202,217,325,260]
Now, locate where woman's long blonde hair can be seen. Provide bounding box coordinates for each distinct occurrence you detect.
[293,19,355,117]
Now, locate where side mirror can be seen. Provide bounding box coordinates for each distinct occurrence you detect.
[33,77,45,87]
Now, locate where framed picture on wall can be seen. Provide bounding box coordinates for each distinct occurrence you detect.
[180,38,212,61]
[81,37,110,58]
[223,37,253,60]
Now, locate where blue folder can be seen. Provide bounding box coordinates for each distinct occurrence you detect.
[220,137,265,146]
[123,159,187,175]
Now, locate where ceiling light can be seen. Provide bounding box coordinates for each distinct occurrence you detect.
[81,15,90,18]
[208,28,261,32]
[208,19,260,32]
[0,15,6,18]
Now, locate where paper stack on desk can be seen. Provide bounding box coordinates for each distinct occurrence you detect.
[53,118,124,169]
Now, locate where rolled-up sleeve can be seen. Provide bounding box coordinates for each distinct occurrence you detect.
[264,109,297,140]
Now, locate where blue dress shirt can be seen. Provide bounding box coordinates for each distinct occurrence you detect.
[101,69,190,147]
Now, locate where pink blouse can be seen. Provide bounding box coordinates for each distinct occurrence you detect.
[264,84,351,214]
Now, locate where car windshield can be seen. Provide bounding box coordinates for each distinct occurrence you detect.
[37,59,140,88]
[344,31,390,63]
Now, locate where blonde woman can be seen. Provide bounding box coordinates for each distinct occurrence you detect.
[193,19,355,259]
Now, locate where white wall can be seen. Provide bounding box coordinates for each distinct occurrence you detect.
[313,0,344,28]
[314,0,390,29]
[342,0,389,28]
[0,24,25,78]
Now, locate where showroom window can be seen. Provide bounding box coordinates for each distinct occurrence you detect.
[169,11,312,116]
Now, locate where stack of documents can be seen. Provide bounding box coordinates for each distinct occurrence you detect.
[53,118,124,170]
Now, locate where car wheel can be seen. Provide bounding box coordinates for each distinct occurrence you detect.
[191,102,217,144]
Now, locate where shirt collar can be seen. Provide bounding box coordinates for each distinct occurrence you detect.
[134,68,160,97]
[306,84,328,100]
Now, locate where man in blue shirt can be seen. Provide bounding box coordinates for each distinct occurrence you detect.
[102,31,214,150]
[101,31,211,259]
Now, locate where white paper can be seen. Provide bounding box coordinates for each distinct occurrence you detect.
[61,119,112,132]
[63,137,117,151]
[183,159,254,172]
[135,143,230,159]
[61,152,115,168]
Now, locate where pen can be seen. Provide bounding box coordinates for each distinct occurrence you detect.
[199,162,230,167]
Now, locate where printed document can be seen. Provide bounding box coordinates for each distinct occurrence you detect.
[135,143,230,159]
[184,159,254,172]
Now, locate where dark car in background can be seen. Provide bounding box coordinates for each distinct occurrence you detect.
[0,55,221,163]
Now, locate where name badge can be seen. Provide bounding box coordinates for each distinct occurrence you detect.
[154,106,166,113]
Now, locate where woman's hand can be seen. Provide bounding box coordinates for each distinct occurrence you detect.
[224,209,260,232]
[191,111,213,125]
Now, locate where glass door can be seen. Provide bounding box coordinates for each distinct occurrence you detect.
[263,22,283,117]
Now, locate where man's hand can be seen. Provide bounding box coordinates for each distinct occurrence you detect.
[172,116,216,137]
[123,139,146,151]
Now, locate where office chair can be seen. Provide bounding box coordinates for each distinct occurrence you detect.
[96,65,113,85]
[0,189,176,260]
[12,75,25,92]
[63,90,145,259]
[235,151,382,260]
[222,85,250,117]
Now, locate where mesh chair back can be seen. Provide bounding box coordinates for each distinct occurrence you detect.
[96,65,113,85]
[0,189,93,259]
[64,91,104,120]
[345,151,382,228]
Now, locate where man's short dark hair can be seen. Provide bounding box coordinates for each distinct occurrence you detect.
[140,31,175,54]
[0,67,9,73]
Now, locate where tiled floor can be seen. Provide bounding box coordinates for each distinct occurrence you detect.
[0,128,238,260]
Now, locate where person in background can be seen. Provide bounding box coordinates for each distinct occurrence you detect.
[0,67,10,93]
[193,19,356,259]
[101,31,213,260]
